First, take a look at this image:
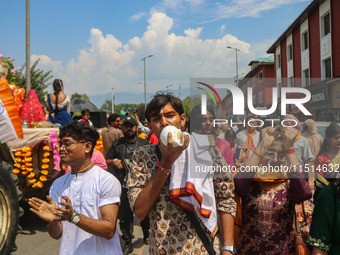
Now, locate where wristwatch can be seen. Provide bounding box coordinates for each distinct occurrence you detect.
[222,246,236,254]
[70,212,81,225]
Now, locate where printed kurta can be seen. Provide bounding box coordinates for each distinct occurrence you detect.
[127,144,236,254]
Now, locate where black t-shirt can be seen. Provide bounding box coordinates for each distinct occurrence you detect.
[106,137,149,184]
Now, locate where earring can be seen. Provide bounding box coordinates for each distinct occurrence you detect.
[85,151,89,153]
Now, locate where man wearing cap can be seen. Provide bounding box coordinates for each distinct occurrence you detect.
[106,116,150,255]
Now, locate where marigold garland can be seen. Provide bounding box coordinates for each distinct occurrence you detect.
[12,142,53,188]
[94,134,104,154]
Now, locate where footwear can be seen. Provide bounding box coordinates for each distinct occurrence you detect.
[123,242,133,255]
[143,237,150,245]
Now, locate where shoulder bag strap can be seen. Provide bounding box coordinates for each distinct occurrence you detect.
[156,144,216,254]
[184,210,216,255]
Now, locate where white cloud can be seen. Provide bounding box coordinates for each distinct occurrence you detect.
[214,0,310,19]
[34,12,255,97]
[129,12,146,22]
[220,24,226,35]
[151,0,309,22]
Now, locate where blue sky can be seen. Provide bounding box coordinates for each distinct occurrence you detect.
[1,0,311,101]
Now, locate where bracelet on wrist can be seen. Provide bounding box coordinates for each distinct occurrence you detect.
[154,162,172,176]
[113,158,118,163]
[285,148,296,154]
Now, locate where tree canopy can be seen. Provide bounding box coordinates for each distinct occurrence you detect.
[71,92,90,101]
[15,59,53,102]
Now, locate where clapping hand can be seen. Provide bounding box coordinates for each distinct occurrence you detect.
[29,196,60,222]
[54,196,75,222]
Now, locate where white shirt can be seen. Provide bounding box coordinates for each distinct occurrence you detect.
[49,166,122,255]
[294,135,313,165]
[137,123,150,134]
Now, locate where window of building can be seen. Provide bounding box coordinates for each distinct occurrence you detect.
[303,69,310,87]
[322,13,330,37]
[253,95,257,105]
[258,71,263,83]
[288,76,294,87]
[258,92,263,104]
[252,77,256,87]
[287,44,293,61]
[324,58,332,79]
[276,54,281,68]
[302,31,308,51]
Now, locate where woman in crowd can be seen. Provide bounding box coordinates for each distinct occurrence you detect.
[43,79,72,126]
[314,122,340,199]
[234,126,312,254]
[190,105,234,167]
[315,122,340,180]
[307,179,340,255]
[225,129,246,168]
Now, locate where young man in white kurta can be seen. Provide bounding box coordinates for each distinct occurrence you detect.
[49,165,122,255]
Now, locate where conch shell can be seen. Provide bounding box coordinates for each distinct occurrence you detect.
[160,126,184,147]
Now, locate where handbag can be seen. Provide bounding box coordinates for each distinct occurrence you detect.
[294,203,311,255]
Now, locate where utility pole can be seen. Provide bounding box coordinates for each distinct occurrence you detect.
[179,83,182,99]
[26,0,31,94]
[112,87,114,113]
[227,46,240,87]
[141,55,153,116]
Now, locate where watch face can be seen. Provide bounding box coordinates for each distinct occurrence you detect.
[72,213,80,224]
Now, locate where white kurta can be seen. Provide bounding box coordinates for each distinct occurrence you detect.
[49,166,122,255]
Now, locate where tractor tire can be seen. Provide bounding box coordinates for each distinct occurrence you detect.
[0,161,20,255]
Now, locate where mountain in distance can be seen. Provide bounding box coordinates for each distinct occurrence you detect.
[89,87,190,108]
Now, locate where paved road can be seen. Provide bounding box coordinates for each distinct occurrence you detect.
[12,204,148,255]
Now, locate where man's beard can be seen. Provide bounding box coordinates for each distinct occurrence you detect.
[124,131,137,139]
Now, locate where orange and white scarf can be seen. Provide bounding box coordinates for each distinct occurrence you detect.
[244,129,257,159]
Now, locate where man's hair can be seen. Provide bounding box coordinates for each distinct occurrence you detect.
[81,109,90,116]
[108,113,120,125]
[59,121,99,156]
[145,92,184,122]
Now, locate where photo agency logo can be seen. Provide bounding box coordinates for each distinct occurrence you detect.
[191,78,312,128]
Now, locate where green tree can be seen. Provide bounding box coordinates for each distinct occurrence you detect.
[15,59,53,102]
[99,99,112,112]
[71,92,90,101]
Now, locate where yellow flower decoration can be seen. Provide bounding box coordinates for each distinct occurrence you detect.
[25,163,33,167]
[41,164,49,169]
[43,152,50,157]
[26,167,33,172]
[13,168,20,174]
[40,176,47,182]
[14,151,21,156]
[22,146,31,152]
[15,157,21,163]
[25,152,32,157]
[29,179,37,184]
[21,165,26,170]
[22,171,29,175]
[25,157,32,162]
[28,172,35,178]
[41,170,49,175]
[14,163,21,168]
[43,146,50,151]
[42,158,50,163]
[37,181,43,188]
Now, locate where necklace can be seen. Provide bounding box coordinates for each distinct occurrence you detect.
[328,150,340,159]
[71,162,94,174]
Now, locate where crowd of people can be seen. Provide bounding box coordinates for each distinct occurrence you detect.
[25,80,340,255]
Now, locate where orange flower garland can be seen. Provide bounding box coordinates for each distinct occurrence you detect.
[94,134,104,154]
[13,143,52,189]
